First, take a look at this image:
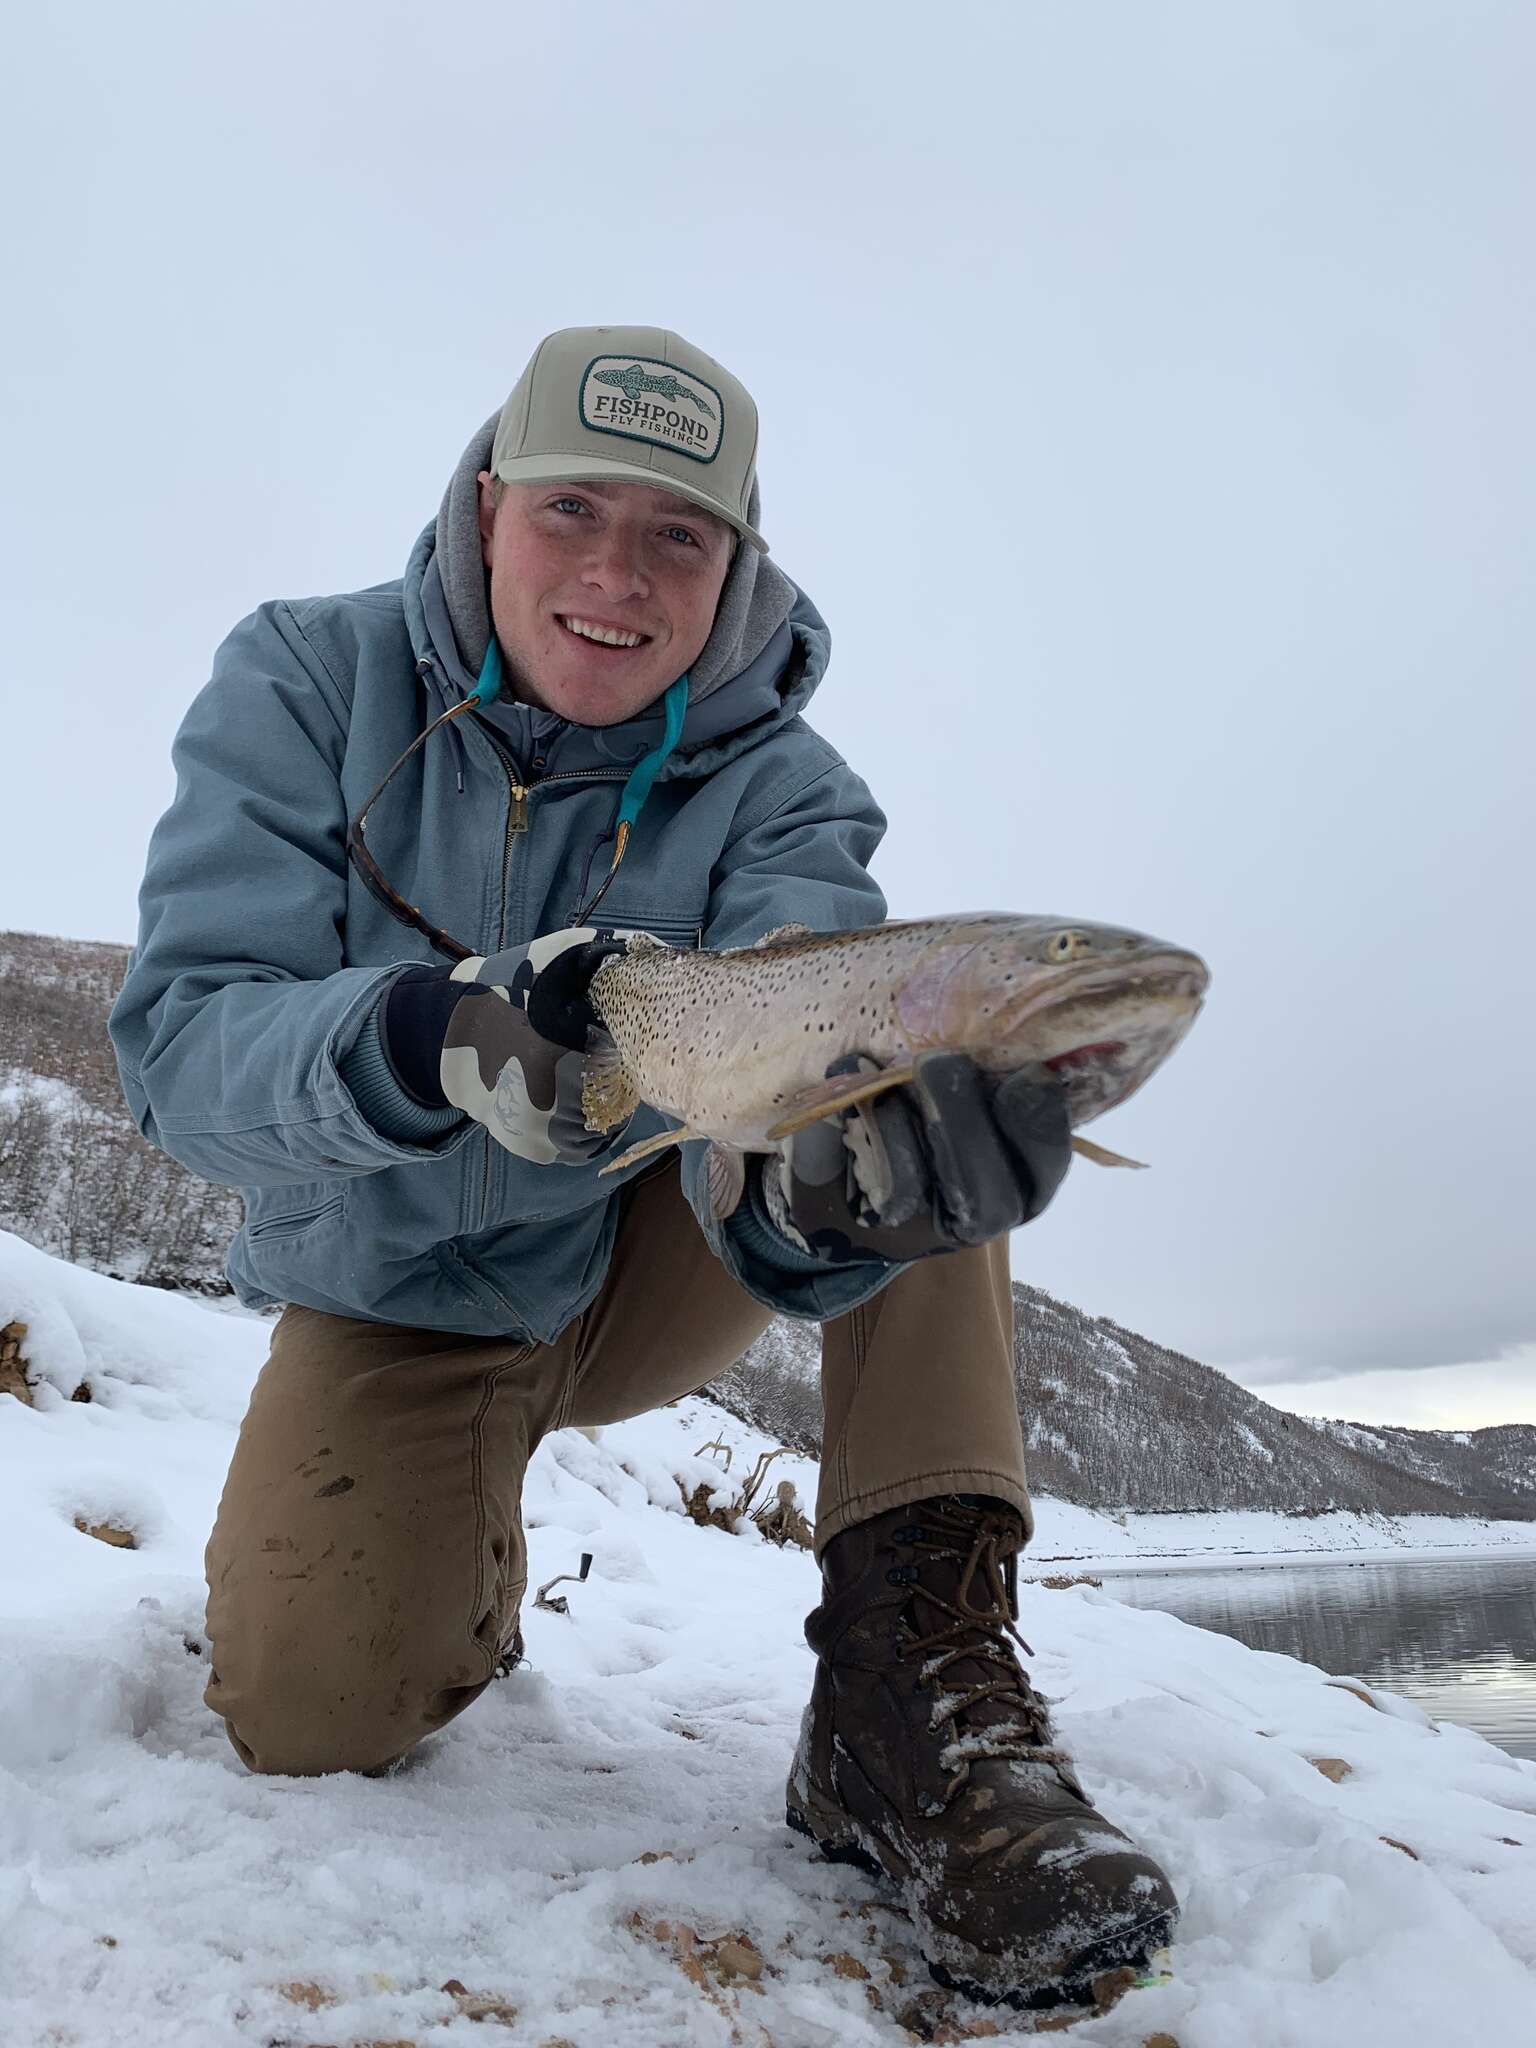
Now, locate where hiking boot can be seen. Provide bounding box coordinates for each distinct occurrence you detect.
[785,1495,1179,2009]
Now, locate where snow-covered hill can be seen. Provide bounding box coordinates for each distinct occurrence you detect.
[2,1230,1534,2047]
[723,1291,1536,1523]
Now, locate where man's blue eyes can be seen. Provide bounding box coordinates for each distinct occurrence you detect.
[548,499,698,546]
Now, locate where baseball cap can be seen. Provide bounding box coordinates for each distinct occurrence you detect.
[489,324,767,552]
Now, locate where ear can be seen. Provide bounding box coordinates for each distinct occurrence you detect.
[476,470,499,568]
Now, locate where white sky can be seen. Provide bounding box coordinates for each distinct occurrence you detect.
[2,1,1531,1426]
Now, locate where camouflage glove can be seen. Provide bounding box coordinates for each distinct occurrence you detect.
[764,1052,1072,1262]
[377,930,628,1165]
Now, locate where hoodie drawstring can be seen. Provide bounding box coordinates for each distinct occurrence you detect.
[572,672,689,924]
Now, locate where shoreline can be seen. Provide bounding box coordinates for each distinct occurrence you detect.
[1024,1500,1536,1575]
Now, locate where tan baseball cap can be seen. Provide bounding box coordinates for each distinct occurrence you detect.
[489,324,767,552]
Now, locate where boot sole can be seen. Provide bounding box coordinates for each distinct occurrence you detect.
[786,1794,1175,2013]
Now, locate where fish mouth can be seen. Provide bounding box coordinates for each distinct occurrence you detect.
[1044,1038,1127,1074]
[1019,953,1210,1017]
[1017,957,1209,1125]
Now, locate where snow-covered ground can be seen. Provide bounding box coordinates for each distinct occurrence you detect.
[1028,1499,1536,1574]
[3,1226,1534,2047]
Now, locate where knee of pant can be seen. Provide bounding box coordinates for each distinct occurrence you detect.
[205,1616,499,1777]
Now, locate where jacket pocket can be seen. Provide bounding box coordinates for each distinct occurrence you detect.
[593,913,702,949]
[244,1193,345,1242]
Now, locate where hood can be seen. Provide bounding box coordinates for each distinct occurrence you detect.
[402,411,829,785]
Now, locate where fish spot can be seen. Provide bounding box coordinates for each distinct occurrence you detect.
[314,1475,355,1500]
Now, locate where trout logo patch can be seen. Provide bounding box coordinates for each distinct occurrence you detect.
[580,356,723,465]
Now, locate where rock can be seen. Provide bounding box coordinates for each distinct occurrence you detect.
[0,1321,34,1405]
[279,1982,336,2010]
[1308,1756,1353,1783]
[440,1979,518,2025]
[824,1951,870,1980]
[1325,1678,1380,1709]
[74,1517,137,1549]
[714,1937,763,1981]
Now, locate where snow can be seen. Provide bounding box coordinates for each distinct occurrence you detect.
[1029,1496,1536,1574]
[2,1226,1534,2047]
[1234,1421,1275,1465]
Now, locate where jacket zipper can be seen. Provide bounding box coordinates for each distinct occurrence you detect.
[468,718,627,1231]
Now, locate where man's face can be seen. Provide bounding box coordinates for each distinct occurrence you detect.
[477,473,736,726]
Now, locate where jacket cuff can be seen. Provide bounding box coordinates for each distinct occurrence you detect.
[724,1170,834,1274]
[339,996,467,1144]
[701,1151,902,1323]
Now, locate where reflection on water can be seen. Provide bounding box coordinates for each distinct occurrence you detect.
[1098,1553,1536,1759]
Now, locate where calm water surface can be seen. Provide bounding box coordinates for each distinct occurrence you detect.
[1097,1553,1536,1760]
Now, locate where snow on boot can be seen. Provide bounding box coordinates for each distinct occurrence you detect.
[786,1494,1179,2010]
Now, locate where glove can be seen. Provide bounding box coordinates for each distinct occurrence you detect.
[376,929,629,1165]
[762,1051,1072,1262]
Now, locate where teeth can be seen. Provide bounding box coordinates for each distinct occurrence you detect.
[562,616,646,648]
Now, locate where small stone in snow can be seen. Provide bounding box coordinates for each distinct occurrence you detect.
[279,1981,336,2010]
[1308,1757,1353,1783]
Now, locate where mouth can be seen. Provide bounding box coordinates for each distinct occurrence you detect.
[556,614,654,654]
[1044,1039,1127,1075]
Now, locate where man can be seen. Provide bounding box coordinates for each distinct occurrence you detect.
[109,325,1178,2009]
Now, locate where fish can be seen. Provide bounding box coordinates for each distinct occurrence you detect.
[583,913,1209,1211]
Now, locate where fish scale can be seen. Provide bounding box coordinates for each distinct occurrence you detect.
[583,913,1209,1177]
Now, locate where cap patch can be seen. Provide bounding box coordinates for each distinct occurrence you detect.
[580,355,723,466]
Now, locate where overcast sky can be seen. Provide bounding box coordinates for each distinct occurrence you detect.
[3,1,1531,1426]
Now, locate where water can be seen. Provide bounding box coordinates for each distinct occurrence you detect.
[1097,1553,1536,1760]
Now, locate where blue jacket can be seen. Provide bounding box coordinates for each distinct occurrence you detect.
[109,524,898,1338]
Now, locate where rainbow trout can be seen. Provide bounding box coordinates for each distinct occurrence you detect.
[584,914,1208,1202]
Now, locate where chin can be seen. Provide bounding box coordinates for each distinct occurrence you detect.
[543,677,660,727]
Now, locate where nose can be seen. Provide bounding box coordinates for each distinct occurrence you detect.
[1046,929,1095,962]
[580,528,649,603]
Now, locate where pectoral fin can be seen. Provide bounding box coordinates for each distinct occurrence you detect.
[704,1142,748,1220]
[1071,1135,1148,1169]
[764,1063,918,1141]
[582,1045,641,1133]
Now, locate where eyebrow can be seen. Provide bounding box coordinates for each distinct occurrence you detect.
[564,478,725,530]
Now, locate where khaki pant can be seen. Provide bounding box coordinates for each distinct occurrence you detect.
[205,1160,1029,1775]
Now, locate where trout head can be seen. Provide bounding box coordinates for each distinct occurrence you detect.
[893,914,1209,1128]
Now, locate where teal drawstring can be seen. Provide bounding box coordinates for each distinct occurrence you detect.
[615,673,688,839]
[575,672,690,922]
[464,641,686,921]
[471,636,503,708]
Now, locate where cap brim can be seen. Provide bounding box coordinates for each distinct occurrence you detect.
[491,451,768,553]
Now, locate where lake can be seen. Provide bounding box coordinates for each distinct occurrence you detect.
[1096,1552,1536,1761]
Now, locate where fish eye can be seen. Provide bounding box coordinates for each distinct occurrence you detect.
[1047,929,1092,962]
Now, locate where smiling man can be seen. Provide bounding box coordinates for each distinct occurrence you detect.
[109,325,1178,2010]
[483,475,736,723]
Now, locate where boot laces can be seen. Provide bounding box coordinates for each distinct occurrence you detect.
[894,1499,1074,1807]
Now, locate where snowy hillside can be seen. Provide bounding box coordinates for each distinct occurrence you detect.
[0,930,239,1290]
[722,1293,1536,1522]
[3,1230,1534,2047]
